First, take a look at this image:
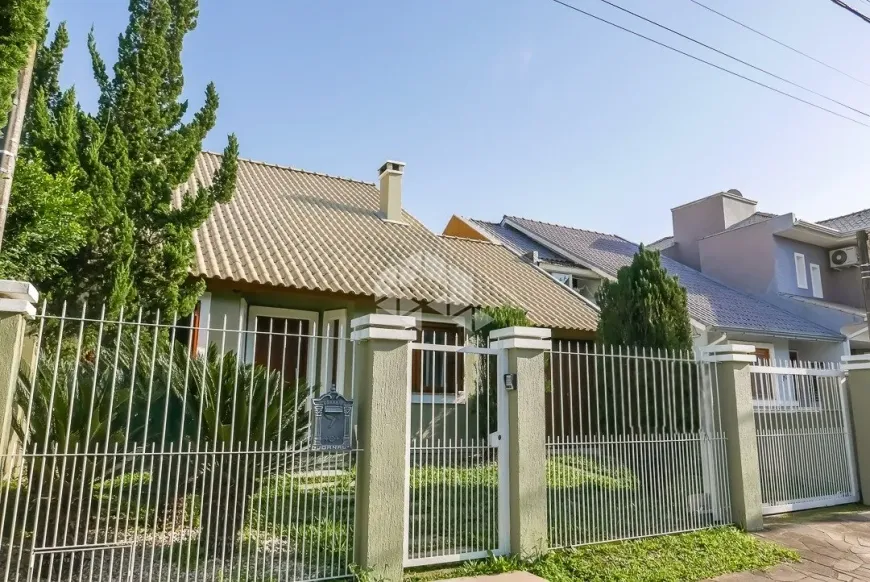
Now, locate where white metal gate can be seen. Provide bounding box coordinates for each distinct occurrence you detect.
[404,342,508,567]
[751,361,859,515]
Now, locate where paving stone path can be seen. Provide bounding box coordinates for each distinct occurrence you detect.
[714,507,870,581]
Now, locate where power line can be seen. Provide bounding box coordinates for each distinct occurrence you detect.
[828,0,870,25]
[544,0,870,128]
[688,0,870,88]
[585,0,870,119]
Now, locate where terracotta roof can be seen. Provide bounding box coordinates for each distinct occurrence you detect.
[174,152,599,331]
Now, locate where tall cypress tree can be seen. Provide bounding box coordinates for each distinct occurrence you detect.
[595,245,693,350]
[0,0,47,119]
[4,0,239,318]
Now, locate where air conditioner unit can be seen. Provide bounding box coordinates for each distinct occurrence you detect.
[830,246,859,269]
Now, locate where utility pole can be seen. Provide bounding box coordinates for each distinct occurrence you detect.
[0,44,38,252]
[856,230,870,325]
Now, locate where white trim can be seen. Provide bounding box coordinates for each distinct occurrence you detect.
[762,494,859,516]
[748,365,842,377]
[810,263,823,298]
[411,393,469,405]
[320,309,347,395]
[244,305,319,389]
[351,313,417,330]
[489,326,551,340]
[404,549,505,568]
[740,342,786,406]
[196,292,212,356]
[0,298,36,317]
[0,280,38,303]
[490,338,552,351]
[794,253,808,289]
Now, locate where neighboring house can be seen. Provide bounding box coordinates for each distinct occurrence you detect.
[649,190,868,352]
[175,153,599,419]
[443,214,847,370]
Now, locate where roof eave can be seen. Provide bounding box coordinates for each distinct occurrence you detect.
[710,325,844,343]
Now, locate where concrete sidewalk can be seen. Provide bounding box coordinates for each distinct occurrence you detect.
[713,506,870,581]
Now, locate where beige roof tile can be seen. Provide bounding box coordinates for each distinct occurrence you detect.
[176,152,599,331]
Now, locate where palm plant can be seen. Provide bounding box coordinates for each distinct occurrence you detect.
[9,330,310,560]
[159,345,311,553]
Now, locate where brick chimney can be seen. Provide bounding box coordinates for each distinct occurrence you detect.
[378,161,405,222]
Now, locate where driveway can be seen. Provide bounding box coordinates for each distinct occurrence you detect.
[715,506,870,581]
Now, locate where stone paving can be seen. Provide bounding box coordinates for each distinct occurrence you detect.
[714,506,870,581]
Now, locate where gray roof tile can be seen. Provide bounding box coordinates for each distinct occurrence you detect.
[484,216,842,341]
[647,235,674,251]
[818,208,870,232]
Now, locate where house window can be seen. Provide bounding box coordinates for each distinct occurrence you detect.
[789,350,820,407]
[189,292,211,356]
[246,307,318,389]
[552,273,571,287]
[810,263,823,298]
[751,347,775,401]
[794,253,808,289]
[411,323,465,394]
[320,309,347,395]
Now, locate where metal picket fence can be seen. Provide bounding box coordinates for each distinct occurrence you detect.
[0,303,359,582]
[751,359,859,515]
[405,336,507,567]
[545,342,731,549]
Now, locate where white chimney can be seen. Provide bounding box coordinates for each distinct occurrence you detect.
[378,160,405,222]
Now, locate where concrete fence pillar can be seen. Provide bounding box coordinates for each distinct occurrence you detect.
[702,344,763,531]
[490,326,551,557]
[350,314,416,581]
[842,353,870,505]
[0,281,37,467]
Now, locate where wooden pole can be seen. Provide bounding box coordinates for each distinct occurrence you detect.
[0,43,38,252]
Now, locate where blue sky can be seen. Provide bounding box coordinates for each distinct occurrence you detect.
[47,0,870,243]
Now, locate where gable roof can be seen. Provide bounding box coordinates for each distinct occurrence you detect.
[725,211,776,232]
[818,208,870,232]
[468,219,575,265]
[474,216,841,341]
[647,235,674,251]
[175,153,599,331]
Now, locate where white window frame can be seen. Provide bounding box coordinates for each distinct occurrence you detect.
[244,305,319,390]
[744,341,799,408]
[551,272,572,287]
[810,263,823,299]
[411,312,470,404]
[794,253,808,289]
[319,309,347,396]
[195,292,212,356]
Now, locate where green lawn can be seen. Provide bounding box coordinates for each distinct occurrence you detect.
[2,452,727,578]
[408,527,799,582]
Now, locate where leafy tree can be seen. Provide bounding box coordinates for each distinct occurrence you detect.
[471,304,532,435]
[0,154,88,285]
[592,246,696,436]
[0,0,47,119]
[595,244,692,351]
[3,0,239,318]
[472,304,532,343]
